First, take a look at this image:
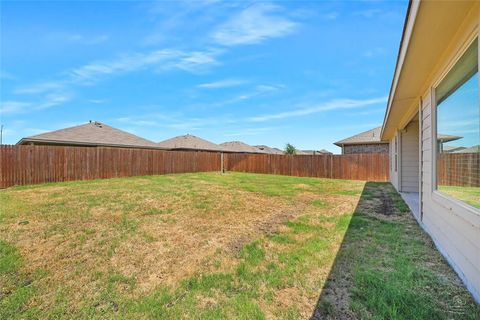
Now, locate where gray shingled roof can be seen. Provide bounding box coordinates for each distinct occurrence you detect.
[254,145,284,154]
[442,145,466,153]
[157,134,224,152]
[453,145,479,153]
[220,141,264,153]
[17,121,161,149]
[297,149,332,155]
[318,149,332,154]
[334,126,387,146]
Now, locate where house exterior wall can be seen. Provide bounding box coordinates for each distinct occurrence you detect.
[389,135,400,190]
[400,120,419,192]
[342,143,389,154]
[420,89,480,303]
[388,6,480,301]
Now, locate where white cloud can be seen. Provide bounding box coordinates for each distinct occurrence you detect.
[88,99,107,104]
[211,3,298,46]
[1,101,32,114]
[69,49,180,83]
[67,49,219,83]
[45,32,109,45]
[215,84,285,106]
[170,50,220,73]
[15,82,65,95]
[67,34,109,45]
[197,78,247,89]
[363,47,385,58]
[353,9,383,19]
[37,92,73,110]
[0,70,15,80]
[248,97,387,122]
[0,92,72,114]
[322,12,339,20]
[112,112,237,132]
[11,48,220,115]
[255,84,285,92]
[347,107,384,116]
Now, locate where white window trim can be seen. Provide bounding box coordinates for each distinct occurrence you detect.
[430,34,480,222]
[432,191,480,228]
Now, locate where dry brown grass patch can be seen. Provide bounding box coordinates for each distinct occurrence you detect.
[1,177,315,311]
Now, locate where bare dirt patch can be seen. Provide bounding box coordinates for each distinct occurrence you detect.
[227,203,305,255]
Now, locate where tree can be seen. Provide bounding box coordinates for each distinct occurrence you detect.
[284,143,297,155]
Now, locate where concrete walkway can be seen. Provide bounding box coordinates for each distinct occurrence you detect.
[400,192,420,218]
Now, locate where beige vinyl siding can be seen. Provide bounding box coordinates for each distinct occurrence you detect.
[389,136,399,190]
[420,88,480,301]
[401,121,419,192]
[421,95,432,194]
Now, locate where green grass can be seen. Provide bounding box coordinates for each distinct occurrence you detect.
[0,172,478,319]
[315,182,480,320]
[0,240,38,320]
[438,185,480,208]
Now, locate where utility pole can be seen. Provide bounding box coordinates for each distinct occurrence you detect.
[0,124,3,145]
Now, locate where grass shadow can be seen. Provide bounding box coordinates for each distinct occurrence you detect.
[310,182,480,320]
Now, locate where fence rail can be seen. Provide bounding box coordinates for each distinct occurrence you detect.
[0,145,391,188]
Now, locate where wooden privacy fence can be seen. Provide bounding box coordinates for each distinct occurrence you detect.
[437,153,480,187]
[224,153,390,181]
[0,145,221,188]
[0,145,390,188]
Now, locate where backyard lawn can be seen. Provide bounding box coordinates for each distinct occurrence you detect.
[1,172,479,319]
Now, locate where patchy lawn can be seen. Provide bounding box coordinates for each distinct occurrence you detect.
[0,172,478,319]
[438,185,480,209]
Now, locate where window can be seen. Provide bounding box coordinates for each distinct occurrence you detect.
[435,38,480,209]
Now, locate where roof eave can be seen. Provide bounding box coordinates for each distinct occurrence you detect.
[381,1,477,140]
[381,0,416,140]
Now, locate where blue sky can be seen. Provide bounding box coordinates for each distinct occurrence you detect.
[437,74,479,149]
[0,0,408,153]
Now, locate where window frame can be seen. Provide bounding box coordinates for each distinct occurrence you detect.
[431,34,480,215]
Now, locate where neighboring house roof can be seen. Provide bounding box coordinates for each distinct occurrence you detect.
[437,134,462,143]
[17,121,161,149]
[255,145,284,154]
[296,150,308,155]
[297,149,332,155]
[453,145,480,153]
[318,149,333,154]
[157,134,224,152]
[442,145,466,153]
[220,141,264,153]
[334,127,387,147]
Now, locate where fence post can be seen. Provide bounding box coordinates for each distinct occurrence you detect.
[220,152,224,173]
[329,155,333,179]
